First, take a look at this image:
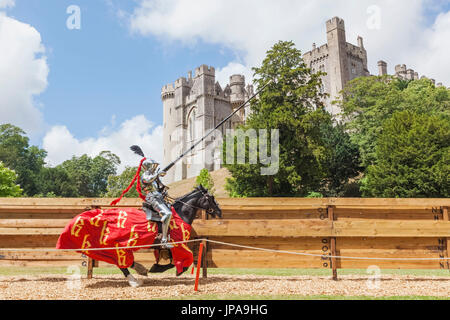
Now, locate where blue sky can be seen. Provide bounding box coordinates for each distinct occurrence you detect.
[7,0,236,140]
[1,0,449,170]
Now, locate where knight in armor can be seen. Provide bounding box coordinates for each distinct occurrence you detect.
[140,158,173,249]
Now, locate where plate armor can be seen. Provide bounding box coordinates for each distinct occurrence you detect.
[140,159,172,248]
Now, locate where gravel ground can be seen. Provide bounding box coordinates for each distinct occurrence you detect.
[0,273,449,299]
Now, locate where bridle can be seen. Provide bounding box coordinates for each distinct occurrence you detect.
[166,188,219,214]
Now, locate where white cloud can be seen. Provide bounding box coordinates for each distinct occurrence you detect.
[0,0,14,9]
[129,0,450,84]
[410,11,450,84]
[0,11,48,136]
[43,115,163,173]
[215,62,254,88]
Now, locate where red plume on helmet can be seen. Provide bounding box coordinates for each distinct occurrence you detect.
[109,145,147,206]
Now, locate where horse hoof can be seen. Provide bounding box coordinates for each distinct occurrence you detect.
[176,266,190,277]
[133,262,148,276]
[149,263,174,274]
[127,275,142,288]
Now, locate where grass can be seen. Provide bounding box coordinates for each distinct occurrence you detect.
[206,268,450,277]
[0,266,448,277]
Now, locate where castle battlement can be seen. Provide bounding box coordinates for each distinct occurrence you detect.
[162,83,174,92]
[395,64,407,74]
[346,43,367,62]
[304,43,329,58]
[391,64,420,80]
[326,16,345,32]
[195,64,215,77]
[174,76,191,89]
[230,74,245,85]
[376,62,440,81]
[161,83,175,100]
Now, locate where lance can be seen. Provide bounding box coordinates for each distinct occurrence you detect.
[160,80,272,174]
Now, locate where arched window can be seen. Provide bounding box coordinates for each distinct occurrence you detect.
[187,107,197,142]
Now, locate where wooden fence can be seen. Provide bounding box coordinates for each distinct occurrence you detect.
[0,198,449,280]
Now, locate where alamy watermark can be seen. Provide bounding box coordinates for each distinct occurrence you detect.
[66,264,82,291]
[224,129,279,175]
[366,5,381,30]
[167,124,279,176]
[366,265,381,290]
[66,5,81,30]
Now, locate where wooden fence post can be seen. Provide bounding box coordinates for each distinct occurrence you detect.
[442,206,450,270]
[87,257,94,279]
[86,205,101,279]
[328,205,338,280]
[201,209,208,278]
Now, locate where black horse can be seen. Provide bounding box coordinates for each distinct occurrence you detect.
[120,184,222,287]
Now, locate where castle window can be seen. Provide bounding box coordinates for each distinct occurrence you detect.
[187,107,197,142]
[351,63,356,74]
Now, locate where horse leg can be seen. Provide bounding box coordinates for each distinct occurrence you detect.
[120,266,143,288]
[131,261,148,276]
[120,268,130,277]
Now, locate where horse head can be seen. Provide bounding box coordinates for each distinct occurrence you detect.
[195,184,222,219]
[172,184,222,225]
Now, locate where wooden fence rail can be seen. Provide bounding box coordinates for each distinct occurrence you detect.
[0,198,449,280]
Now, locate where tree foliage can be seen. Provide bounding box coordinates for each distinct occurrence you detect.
[361,111,449,198]
[0,123,122,198]
[319,121,361,197]
[105,166,140,198]
[60,151,121,197]
[0,162,23,197]
[195,169,215,195]
[37,166,78,197]
[0,124,47,196]
[339,77,450,169]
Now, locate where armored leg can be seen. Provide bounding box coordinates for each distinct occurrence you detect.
[160,212,172,245]
[150,194,173,249]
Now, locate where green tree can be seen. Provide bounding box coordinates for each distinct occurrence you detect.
[37,166,78,197]
[224,40,331,197]
[361,111,449,198]
[0,162,23,197]
[0,124,47,196]
[105,166,140,198]
[319,121,361,197]
[195,169,215,195]
[339,77,449,169]
[61,151,121,197]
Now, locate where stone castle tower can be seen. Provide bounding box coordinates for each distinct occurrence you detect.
[161,65,254,184]
[302,17,370,116]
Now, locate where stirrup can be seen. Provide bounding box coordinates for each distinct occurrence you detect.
[160,238,173,249]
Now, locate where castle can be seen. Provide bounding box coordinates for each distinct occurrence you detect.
[161,66,254,184]
[302,17,370,116]
[161,16,445,184]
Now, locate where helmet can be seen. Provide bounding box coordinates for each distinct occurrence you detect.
[142,159,159,174]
